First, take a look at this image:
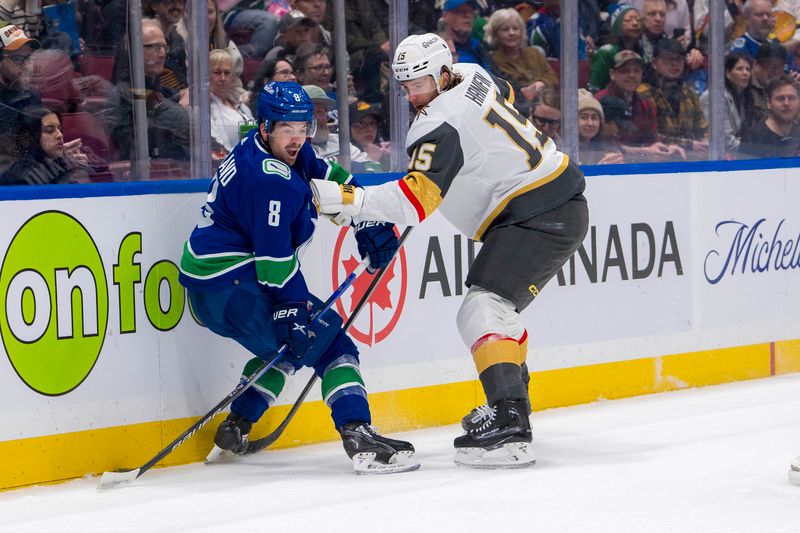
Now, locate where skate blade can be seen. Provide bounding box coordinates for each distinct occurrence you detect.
[352,451,420,475]
[204,445,241,464]
[454,441,536,470]
[789,464,800,486]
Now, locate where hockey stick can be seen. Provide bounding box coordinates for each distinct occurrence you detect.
[242,226,413,455]
[97,255,373,490]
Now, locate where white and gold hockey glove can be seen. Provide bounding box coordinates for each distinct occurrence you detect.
[310,179,365,225]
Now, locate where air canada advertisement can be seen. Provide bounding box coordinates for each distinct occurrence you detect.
[0,168,798,442]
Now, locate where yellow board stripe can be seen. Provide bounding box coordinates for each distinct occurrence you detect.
[474,155,570,241]
[3,341,800,490]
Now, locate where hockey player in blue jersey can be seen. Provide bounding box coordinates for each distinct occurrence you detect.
[178,81,417,474]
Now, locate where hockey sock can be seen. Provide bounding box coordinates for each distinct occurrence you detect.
[230,357,293,421]
[321,355,371,428]
[479,362,528,406]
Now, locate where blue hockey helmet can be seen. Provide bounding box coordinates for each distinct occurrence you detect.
[257,81,315,134]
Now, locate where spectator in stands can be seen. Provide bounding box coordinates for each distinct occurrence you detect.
[638,0,704,72]
[146,0,188,91]
[1,105,89,185]
[529,87,561,144]
[0,2,38,38]
[577,89,624,165]
[294,44,333,94]
[349,100,390,170]
[638,38,709,160]
[694,0,741,45]
[328,0,389,103]
[303,84,378,172]
[529,0,588,59]
[221,1,280,59]
[245,57,296,114]
[291,0,331,46]
[441,0,493,70]
[633,0,692,48]
[596,50,686,161]
[748,41,789,130]
[730,0,775,59]
[589,5,643,93]
[739,75,800,158]
[102,18,190,162]
[700,52,754,153]
[485,8,558,117]
[0,24,40,174]
[209,49,254,153]
[176,0,245,101]
[264,9,316,64]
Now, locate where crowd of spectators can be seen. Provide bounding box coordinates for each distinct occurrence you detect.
[3,0,800,185]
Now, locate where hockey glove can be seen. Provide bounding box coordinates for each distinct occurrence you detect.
[273,301,312,360]
[354,221,399,273]
[310,179,365,218]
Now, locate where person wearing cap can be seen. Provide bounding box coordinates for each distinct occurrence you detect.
[349,101,390,170]
[739,75,800,158]
[485,8,558,117]
[747,41,794,130]
[529,0,588,59]
[222,1,280,59]
[264,9,316,64]
[588,4,643,93]
[0,24,42,174]
[303,84,378,172]
[577,89,624,165]
[441,0,493,70]
[290,0,331,47]
[596,49,686,161]
[637,38,708,159]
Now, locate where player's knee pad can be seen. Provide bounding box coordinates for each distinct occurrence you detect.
[457,286,526,373]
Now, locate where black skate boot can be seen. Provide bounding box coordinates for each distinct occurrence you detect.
[454,398,535,469]
[338,421,420,474]
[213,412,253,454]
[461,395,532,432]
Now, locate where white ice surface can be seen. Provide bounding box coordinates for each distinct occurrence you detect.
[3,375,800,533]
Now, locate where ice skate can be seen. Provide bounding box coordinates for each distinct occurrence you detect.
[790,454,800,486]
[205,413,253,463]
[339,421,420,474]
[461,395,532,432]
[454,398,535,469]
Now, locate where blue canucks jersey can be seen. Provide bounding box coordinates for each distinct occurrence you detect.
[179,129,353,304]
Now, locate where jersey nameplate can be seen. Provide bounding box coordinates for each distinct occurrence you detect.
[264,159,291,180]
[464,71,492,107]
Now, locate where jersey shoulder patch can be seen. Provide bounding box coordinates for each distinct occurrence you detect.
[263,158,291,180]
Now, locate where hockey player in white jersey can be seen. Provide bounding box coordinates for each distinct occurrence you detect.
[312,33,589,468]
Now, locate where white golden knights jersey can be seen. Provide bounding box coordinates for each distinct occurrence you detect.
[360,63,585,241]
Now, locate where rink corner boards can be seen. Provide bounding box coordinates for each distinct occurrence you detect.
[2,339,800,491]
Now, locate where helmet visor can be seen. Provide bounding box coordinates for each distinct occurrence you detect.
[399,76,437,97]
[268,120,317,139]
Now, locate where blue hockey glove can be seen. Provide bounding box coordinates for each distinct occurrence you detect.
[273,301,312,360]
[354,221,399,273]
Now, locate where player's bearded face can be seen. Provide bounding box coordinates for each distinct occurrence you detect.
[268,121,312,165]
[400,76,439,111]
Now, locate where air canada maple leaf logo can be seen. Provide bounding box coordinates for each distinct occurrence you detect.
[331,226,407,346]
